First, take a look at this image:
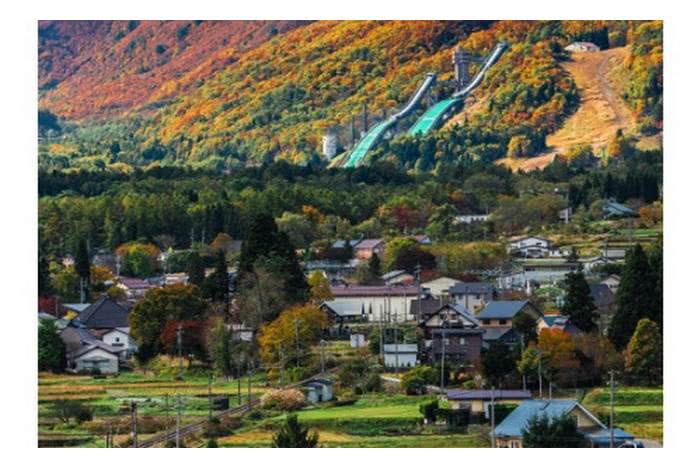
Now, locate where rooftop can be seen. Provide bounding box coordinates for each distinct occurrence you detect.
[449,282,494,295]
[477,300,530,320]
[355,238,384,249]
[331,285,421,297]
[77,296,129,329]
[447,389,532,401]
[494,399,605,437]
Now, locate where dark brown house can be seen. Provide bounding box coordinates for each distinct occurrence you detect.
[420,303,484,367]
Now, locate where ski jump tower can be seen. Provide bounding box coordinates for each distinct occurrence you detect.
[453,46,485,89]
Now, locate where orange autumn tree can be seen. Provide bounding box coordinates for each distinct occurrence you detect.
[537,328,581,386]
[257,304,329,379]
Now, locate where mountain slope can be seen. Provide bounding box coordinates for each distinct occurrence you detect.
[38,20,661,170]
[39,20,310,119]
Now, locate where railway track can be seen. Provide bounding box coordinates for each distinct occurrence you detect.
[135,374,327,448]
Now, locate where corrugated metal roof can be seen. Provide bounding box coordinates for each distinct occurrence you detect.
[447,389,531,401]
[478,301,529,319]
[494,400,606,437]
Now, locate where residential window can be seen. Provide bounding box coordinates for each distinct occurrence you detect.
[483,319,491,325]
[499,319,507,325]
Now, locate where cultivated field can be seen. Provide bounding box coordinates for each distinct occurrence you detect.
[38,370,268,447]
[583,386,663,443]
[218,393,491,448]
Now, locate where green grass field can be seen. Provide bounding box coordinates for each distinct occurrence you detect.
[38,371,269,447]
[583,386,663,443]
[218,393,491,448]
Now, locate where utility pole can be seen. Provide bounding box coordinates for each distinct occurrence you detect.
[294,319,300,368]
[538,351,543,399]
[379,303,385,366]
[237,356,242,405]
[490,387,496,448]
[247,361,252,404]
[440,322,447,393]
[177,323,184,380]
[175,394,181,448]
[208,374,213,420]
[609,370,616,448]
[130,401,138,448]
[393,308,399,372]
[320,339,326,374]
[415,263,423,320]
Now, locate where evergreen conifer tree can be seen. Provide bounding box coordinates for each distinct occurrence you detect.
[608,244,654,349]
[560,268,598,332]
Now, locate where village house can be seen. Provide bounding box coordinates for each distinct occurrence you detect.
[512,258,580,285]
[329,285,420,322]
[447,389,532,419]
[599,274,621,294]
[116,277,156,300]
[320,299,367,335]
[381,269,415,285]
[507,236,554,258]
[420,303,484,367]
[536,315,580,335]
[448,282,495,314]
[304,259,358,280]
[453,213,490,225]
[71,296,136,358]
[476,300,543,348]
[409,296,443,322]
[382,343,418,369]
[331,239,362,250]
[493,399,636,448]
[353,238,385,260]
[69,343,121,374]
[422,276,461,301]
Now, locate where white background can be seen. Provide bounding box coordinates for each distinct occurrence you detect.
[0,0,696,462]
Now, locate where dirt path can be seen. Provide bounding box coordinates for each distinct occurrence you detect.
[497,47,637,172]
[545,46,635,154]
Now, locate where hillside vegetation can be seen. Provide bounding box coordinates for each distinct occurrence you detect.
[38,20,662,171]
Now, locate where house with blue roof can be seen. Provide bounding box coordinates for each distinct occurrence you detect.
[493,399,635,448]
[476,301,542,348]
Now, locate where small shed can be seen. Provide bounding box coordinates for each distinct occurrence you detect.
[302,378,334,403]
[350,333,366,348]
[72,345,120,374]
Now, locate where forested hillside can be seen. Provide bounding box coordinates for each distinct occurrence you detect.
[39,20,310,119]
[38,20,662,171]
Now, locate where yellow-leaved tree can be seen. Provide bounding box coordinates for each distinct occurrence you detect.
[257,304,329,380]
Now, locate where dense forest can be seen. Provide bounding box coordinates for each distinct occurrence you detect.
[39,145,662,264]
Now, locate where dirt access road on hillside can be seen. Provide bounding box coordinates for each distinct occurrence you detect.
[498,46,635,172]
[546,46,634,153]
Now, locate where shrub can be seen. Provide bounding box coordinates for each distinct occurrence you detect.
[206,438,218,448]
[51,400,94,424]
[419,399,439,423]
[261,389,307,411]
[272,414,318,448]
[400,366,439,395]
